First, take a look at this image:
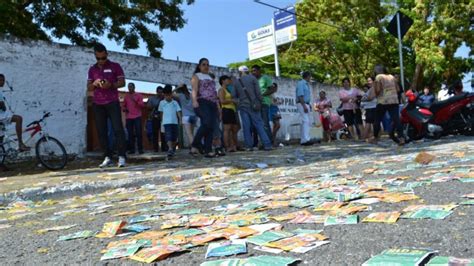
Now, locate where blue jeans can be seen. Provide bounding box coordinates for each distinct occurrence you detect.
[126,117,143,153]
[374,104,403,142]
[261,104,273,142]
[193,99,218,153]
[107,118,115,151]
[239,109,271,149]
[94,102,126,157]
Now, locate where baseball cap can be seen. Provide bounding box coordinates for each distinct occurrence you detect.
[238,65,249,72]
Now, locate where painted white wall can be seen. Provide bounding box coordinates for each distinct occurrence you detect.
[0,38,342,155]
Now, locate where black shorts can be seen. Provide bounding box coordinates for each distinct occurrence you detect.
[343,109,362,126]
[365,108,376,124]
[164,124,178,142]
[222,108,238,125]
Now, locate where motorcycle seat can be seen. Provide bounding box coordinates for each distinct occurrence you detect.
[417,102,432,109]
[429,94,466,113]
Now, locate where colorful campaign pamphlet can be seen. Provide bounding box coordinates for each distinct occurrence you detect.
[100,243,142,261]
[129,245,182,263]
[324,215,358,226]
[205,239,247,258]
[426,256,474,266]
[363,212,401,224]
[363,248,436,266]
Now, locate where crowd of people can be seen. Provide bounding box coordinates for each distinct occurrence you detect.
[0,43,468,169]
[87,44,284,167]
[72,44,474,167]
[314,66,406,145]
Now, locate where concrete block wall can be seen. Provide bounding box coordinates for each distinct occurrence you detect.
[0,38,342,155]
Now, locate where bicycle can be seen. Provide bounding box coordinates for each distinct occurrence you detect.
[0,112,68,170]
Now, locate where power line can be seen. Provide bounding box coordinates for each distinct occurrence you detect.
[253,0,341,29]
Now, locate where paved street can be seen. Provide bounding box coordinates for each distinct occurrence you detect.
[0,136,473,265]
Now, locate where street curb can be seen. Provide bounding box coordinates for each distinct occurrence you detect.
[0,168,206,205]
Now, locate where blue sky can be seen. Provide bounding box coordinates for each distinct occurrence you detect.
[95,0,296,92]
[101,0,296,67]
[59,0,471,93]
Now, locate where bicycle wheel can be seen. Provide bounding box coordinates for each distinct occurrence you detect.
[35,136,67,170]
[0,145,5,165]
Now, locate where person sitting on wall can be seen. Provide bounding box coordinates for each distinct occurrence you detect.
[0,73,30,152]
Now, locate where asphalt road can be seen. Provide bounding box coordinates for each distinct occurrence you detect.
[0,136,472,265]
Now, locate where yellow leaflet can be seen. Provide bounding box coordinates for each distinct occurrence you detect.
[362,212,401,224]
[272,210,312,222]
[130,245,182,263]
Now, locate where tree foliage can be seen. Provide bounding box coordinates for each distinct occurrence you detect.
[0,0,194,57]
[231,0,472,90]
[399,0,473,90]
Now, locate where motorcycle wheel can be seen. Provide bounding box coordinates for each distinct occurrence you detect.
[463,116,474,136]
[403,124,422,142]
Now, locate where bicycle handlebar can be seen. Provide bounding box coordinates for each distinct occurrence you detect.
[26,112,52,127]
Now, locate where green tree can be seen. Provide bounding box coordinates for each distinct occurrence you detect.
[232,0,472,91]
[398,0,473,90]
[0,0,194,57]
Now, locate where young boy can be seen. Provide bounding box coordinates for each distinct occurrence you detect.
[158,85,182,157]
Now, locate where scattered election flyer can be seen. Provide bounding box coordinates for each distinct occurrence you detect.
[100,243,142,261]
[363,248,436,266]
[363,212,401,224]
[130,245,183,263]
[426,256,474,266]
[324,215,358,226]
[58,230,96,241]
[205,239,247,258]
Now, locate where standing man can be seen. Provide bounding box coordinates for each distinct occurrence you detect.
[232,66,272,151]
[296,71,313,146]
[123,82,144,154]
[251,65,276,143]
[147,86,168,153]
[87,43,127,168]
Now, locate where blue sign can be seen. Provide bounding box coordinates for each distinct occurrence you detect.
[274,6,296,31]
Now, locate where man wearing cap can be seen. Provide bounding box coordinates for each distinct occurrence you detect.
[232,66,272,151]
[296,71,313,146]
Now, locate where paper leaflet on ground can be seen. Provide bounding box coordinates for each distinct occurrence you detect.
[363,248,437,266]
[58,230,96,241]
[200,255,300,266]
[426,256,474,266]
[129,245,183,263]
[246,230,294,246]
[363,212,401,224]
[205,239,247,258]
[265,233,328,252]
[100,243,142,261]
[401,209,453,220]
[96,220,127,238]
[37,224,77,234]
[324,215,358,226]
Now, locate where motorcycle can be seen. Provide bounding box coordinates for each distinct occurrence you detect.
[400,87,474,141]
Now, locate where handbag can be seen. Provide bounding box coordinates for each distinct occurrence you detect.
[336,103,344,116]
[239,79,261,112]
